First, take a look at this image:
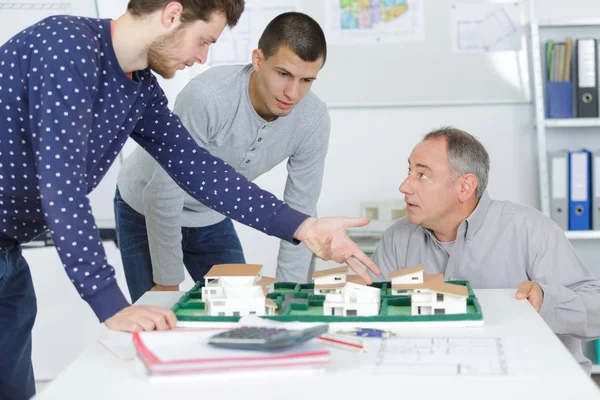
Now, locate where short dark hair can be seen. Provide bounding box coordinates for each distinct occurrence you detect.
[127,0,244,27]
[258,12,327,66]
[423,126,490,199]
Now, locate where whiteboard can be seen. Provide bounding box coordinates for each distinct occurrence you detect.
[0,0,98,44]
[197,0,532,107]
[306,0,532,107]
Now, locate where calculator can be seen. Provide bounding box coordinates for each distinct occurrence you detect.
[208,325,329,351]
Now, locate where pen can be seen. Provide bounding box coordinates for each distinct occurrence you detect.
[336,328,395,338]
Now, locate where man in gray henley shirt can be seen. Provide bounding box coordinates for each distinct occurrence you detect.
[370,126,600,374]
[115,12,330,301]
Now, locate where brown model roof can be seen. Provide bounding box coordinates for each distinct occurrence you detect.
[346,275,368,286]
[391,273,443,289]
[389,264,425,279]
[312,266,349,280]
[204,264,262,278]
[256,276,277,287]
[425,281,469,298]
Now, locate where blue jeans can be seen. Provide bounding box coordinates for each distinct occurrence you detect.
[0,234,37,400]
[114,188,246,303]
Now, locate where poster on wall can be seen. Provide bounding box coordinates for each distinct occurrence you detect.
[324,0,425,45]
[450,2,522,53]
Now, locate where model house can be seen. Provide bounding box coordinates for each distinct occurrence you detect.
[323,282,381,316]
[410,281,468,315]
[312,265,349,295]
[390,264,469,315]
[390,264,444,295]
[201,264,277,317]
[312,266,380,316]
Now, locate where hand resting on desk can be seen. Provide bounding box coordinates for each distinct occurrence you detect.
[515,281,544,312]
[104,305,178,332]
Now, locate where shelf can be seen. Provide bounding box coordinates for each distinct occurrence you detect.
[538,18,600,28]
[593,364,600,374]
[544,119,600,128]
[565,231,600,240]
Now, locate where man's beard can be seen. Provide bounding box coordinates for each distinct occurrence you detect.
[147,28,184,79]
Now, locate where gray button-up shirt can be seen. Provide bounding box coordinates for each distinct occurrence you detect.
[371,192,600,374]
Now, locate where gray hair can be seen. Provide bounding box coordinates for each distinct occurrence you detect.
[423,126,490,199]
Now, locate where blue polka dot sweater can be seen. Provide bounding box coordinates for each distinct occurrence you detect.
[0,16,308,321]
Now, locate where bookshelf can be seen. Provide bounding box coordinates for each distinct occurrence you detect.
[531,8,600,375]
[530,12,600,233]
[544,118,600,127]
[565,231,600,239]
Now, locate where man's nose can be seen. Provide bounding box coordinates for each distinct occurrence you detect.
[399,177,412,194]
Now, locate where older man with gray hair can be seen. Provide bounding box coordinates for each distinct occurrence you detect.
[370,126,600,374]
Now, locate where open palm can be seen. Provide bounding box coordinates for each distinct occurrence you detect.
[297,217,381,283]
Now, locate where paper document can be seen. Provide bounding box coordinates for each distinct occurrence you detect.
[450,2,522,53]
[362,336,533,376]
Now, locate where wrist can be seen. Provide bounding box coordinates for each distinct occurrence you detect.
[293,217,317,242]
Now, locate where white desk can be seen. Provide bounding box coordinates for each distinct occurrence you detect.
[34,289,600,400]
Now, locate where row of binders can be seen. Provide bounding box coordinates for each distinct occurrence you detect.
[546,38,599,118]
[549,149,600,231]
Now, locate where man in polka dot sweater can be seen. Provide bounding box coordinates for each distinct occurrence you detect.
[115,12,331,302]
[0,1,379,398]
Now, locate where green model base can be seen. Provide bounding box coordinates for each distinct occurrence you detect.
[172,280,483,324]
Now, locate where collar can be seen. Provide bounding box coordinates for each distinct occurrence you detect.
[421,191,491,242]
[461,191,491,241]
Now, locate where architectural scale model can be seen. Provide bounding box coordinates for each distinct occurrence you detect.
[201,263,277,317]
[312,266,381,316]
[390,264,468,315]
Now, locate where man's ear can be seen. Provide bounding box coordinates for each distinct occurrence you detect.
[161,1,183,29]
[251,49,265,72]
[458,173,478,203]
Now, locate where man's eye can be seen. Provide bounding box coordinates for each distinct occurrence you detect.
[419,173,428,179]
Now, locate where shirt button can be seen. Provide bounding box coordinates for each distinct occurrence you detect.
[250,148,256,151]
[257,138,262,142]
[245,160,251,164]
[261,125,267,130]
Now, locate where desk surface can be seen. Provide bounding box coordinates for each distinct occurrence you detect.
[34,289,600,400]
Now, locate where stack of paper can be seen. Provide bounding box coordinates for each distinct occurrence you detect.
[133,329,330,376]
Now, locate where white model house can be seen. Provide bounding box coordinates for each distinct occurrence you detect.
[390,264,469,315]
[390,264,443,296]
[410,281,468,316]
[323,282,381,316]
[201,264,277,317]
[312,266,349,295]
[313,266,380,316]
